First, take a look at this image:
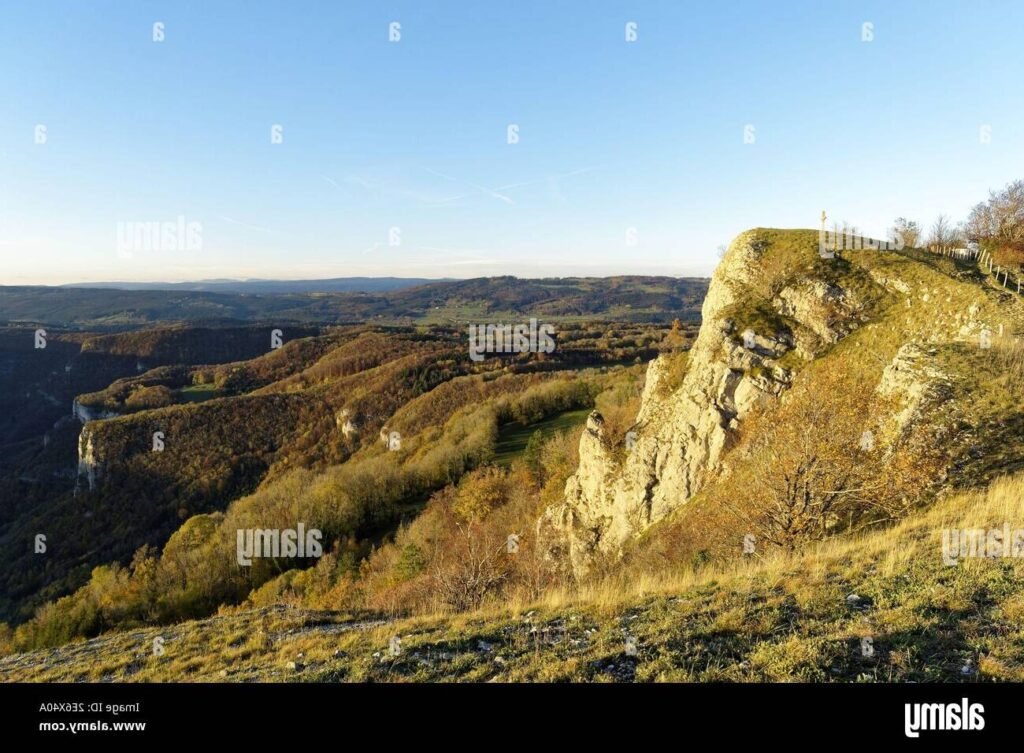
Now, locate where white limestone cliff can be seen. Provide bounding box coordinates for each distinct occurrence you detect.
[538,230,874,573]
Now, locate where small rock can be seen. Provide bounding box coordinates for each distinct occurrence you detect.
[286,661,304,672]
[846,593,874,610]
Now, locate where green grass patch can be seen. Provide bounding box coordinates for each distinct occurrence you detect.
[178,384,220,403]
[493,408,591,466]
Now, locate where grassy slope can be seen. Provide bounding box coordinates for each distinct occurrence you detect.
[492,408,591,466]
[5,472,1024,683]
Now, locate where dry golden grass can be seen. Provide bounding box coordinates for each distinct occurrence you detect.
[5,473,1024,683]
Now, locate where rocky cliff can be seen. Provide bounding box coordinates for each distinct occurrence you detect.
[540,228,1020,574]
[76,426,102,492]
[73,398,120,424]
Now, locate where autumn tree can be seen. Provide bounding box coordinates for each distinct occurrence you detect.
[966,179,1024,266]
[892,217,921,249]
[663,318,686,351]
[451,466,510,522]
[724,368,937,552]
[966,180,1024,244]
[125,385,174,411]
[429,517,510,611]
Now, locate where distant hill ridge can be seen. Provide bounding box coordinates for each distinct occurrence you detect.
[0,276,710,328]
[60,277,445,294]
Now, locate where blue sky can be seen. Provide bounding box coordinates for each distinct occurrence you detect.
[1,0,1023,284]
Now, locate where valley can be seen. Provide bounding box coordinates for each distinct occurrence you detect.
[0,276,701,629]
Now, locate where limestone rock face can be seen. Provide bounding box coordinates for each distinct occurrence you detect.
[876,344,953,444]
[775,278,857,358]
[77,428,102,492]
[539,230,868,574]
[72,399,119,424]
[336,409,358,438]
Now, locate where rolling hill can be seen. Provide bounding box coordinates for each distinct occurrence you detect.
[0,276,708,329]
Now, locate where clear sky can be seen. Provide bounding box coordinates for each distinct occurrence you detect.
[2,0,1023,284]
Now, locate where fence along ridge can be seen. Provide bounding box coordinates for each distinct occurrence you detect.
[928,245,1023,296]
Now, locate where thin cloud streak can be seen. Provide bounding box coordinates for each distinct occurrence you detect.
[220,216,279,235]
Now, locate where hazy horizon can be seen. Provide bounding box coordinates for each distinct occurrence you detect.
[6,270,712,286]
[15,268,716,287]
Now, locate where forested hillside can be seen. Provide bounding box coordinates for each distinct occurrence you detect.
[0,314,693,629]
[0,276,708,328]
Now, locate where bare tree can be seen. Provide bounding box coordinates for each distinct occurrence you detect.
[967,180,1024,246]
[928,214,960,253]
[965,201,993,242]
[430,520,509,611]
[721,369,940,551]
[893,217,921,248]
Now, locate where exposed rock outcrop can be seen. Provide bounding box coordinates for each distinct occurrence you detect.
[539,229,876,574]
[77,427,102,492]
[336,409,358,438]
[876,344,953,446]
[72,399,119,424]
